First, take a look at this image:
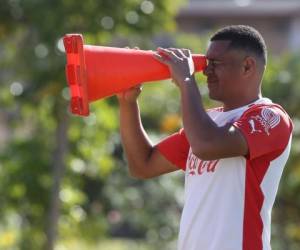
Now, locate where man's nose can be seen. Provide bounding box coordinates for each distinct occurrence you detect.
[203,63,212,76]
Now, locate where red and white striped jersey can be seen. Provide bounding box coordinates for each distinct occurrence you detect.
[157,98,293,250]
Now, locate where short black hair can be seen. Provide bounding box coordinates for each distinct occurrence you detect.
[210,25,267,65]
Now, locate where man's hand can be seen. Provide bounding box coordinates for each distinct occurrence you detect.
[153,47,195,88]
[117,85,142,103]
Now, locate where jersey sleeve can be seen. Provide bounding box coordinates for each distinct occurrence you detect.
[233,104,293,160]
[156,128,190,170]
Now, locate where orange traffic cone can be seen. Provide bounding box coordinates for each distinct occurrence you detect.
[63,34,207,116]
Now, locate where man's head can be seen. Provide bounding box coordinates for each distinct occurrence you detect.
[203,25,267,108]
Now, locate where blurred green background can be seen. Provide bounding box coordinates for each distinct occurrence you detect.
[0,0,300,249]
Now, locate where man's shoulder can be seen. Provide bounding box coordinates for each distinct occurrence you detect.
[242,102,290,119]
[238,102,293,135]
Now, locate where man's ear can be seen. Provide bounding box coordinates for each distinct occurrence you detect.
[242,56,256,76]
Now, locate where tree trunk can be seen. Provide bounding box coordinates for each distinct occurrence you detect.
[45,109,69,250]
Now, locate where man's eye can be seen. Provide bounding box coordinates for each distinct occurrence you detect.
[208,60,214,65]
[208,60,223,67]
[208,60,217,67]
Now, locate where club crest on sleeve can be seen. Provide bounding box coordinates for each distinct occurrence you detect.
[248,119,262,134]
[248,107,281,136]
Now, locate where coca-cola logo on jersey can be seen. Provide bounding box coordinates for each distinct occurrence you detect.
[187,153,219,176]
[248,107,281,136]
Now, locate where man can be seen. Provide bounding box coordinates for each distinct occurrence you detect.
[117,25,293,250]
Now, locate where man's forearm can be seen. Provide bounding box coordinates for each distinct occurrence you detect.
[119,100,153,176]
[179,78,219,157]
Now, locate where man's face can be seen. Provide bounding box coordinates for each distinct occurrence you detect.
[203,40,246,103]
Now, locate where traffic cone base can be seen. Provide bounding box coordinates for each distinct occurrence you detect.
[64,34,89,116]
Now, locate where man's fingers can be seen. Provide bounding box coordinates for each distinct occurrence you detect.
[181,48,191,57]
[134,84,142,91]
[124,46,140,50]
[157,47,182,62]
[153,52,171,65]
[169,48,187,59]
